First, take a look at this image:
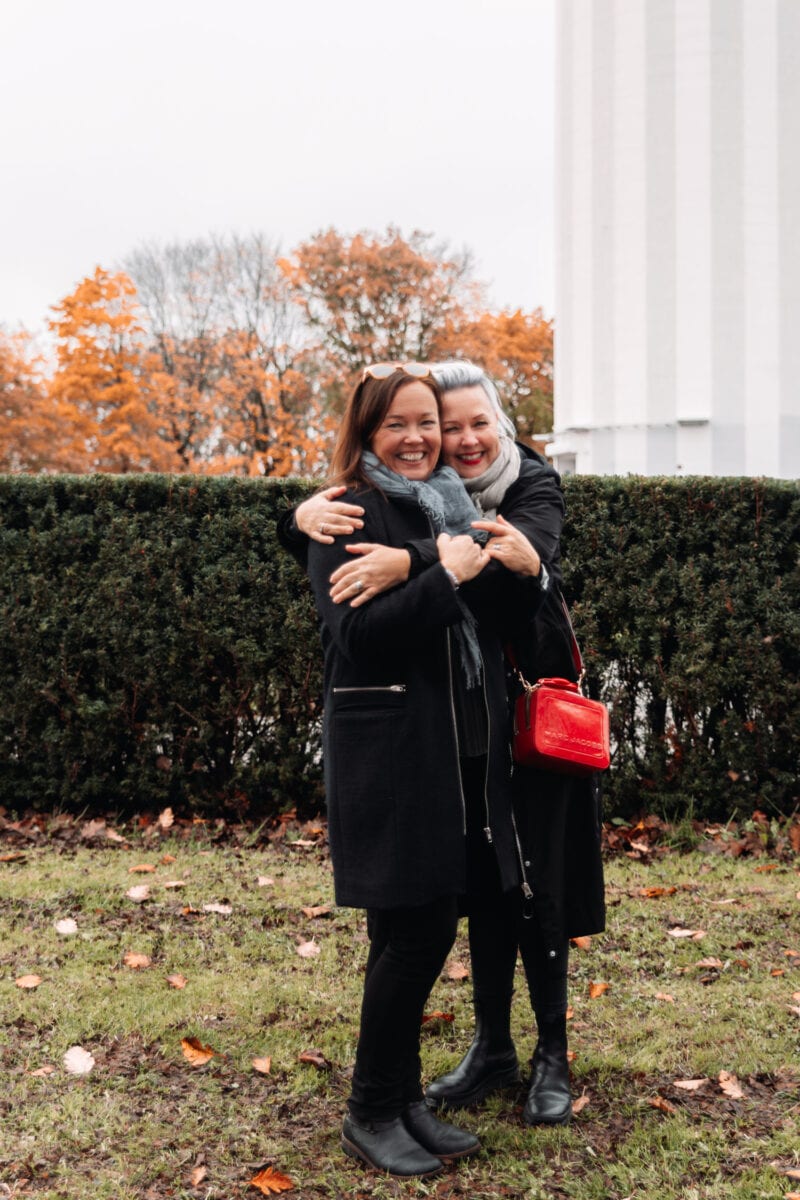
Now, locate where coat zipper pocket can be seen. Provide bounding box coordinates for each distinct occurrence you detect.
[332,685,407,694]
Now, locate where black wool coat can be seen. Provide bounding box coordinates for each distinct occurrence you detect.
[405,446,606,947]
[304,485,532,911]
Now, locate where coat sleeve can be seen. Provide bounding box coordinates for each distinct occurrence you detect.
[306,498,465,664]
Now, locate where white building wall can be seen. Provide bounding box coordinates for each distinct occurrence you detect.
[552,0,800,480]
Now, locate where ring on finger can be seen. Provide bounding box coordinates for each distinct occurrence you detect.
[320,522,328,535]
[353,579,364,593]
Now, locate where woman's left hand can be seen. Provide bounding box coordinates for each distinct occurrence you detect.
[329,544,412,607]
[471,514,542,577]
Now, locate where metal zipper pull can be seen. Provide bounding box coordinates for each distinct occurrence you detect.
[483,826,493,844]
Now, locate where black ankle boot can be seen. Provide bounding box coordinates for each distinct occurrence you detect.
[341,1113,443,1177]
[522,1015,571,1126]
[425,996,520,1109]
[402,1100,480,1160]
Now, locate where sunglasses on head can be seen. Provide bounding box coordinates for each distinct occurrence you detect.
[361,362,433,382]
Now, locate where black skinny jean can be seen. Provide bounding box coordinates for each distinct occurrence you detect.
[348,896,459,1122]
[462,756,568,1025]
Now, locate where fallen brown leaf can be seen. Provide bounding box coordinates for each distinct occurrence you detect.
[571,1092,590,1114]
[787,1005,800,1017]
[167,973,187,989]
[158,807,174,829]
[190,1165,207,1186]
[249,1165,294,1194]
[257,875,275,887]
[695,957,724,969]
[55,917,78,935]
[161,853,177,864]
[648,1095,676,1114]
[655,992,675,1003]
[668,927,706,940]
[783,1169,800,1181]
[181,1037,217,1067]
[298,1049,330,1070]
[63,1045,95,1075]
[674,1078,707,1091]
[638,886,677,898]
[0,851,26,862]
[126,884,151,902]
[588,981,610,999]
[718,1070,744,1099]
[123,952,151,970]
[253,1056,272,1075]
[129,863,157,874]
[296,939,319,958]
[421,1010,455,1024]
[28,1064,56,1076]
[754,863,778,872]
[16,973,43,989]
[446,960,470,980]
[163,879,186,889]
[203,902,232,915]
[570,935,592,950]
[301,904,331,919]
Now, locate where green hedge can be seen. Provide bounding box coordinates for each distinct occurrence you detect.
[0,474,797,823]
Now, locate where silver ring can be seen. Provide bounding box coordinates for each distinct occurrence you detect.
[320,523,327,535]
[354,579,364,593]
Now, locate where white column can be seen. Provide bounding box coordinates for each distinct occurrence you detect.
[743,0,780,475]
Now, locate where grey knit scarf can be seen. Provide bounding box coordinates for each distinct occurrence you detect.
[361,451,484,686]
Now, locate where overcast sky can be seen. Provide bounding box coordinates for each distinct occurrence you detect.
[1,0,555,339]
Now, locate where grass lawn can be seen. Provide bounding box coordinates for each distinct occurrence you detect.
[1,813,798,1200]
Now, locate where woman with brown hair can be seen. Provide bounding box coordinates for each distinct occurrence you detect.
[293,363,545,1178]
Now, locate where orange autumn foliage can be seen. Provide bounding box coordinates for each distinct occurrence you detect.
[0,330,57,472]
[48,268,177,473]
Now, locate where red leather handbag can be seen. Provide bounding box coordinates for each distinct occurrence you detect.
[510,599,610,776]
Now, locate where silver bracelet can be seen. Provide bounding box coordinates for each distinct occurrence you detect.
[443,567,460,590]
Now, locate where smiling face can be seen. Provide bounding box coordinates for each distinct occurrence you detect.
[441,385,502,478]
[369,380,442,480]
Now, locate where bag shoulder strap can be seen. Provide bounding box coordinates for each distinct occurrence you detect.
[506,591,584,687]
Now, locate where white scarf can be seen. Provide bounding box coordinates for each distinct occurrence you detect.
[462,436,522,520]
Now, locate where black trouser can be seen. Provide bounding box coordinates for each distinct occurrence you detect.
[461,755,568,1024]
[349,895,459,1122]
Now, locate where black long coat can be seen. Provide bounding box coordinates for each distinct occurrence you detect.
[406,447,606,946]
[304,485,533,911]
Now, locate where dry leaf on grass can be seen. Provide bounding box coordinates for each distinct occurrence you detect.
[64,1045,95,1075]
[126,884,151,902]
[570,935,592,950]
[190,1165,207,1186]
[257,875,275,887]
[638,886,677,898]
[181,1037,217,1067]
[301,904,331,919]
[55,918,78,935]
[129,863,157,874]
[718,1070,744,1099]
[167,973,187,990]
[668,927,706,940]
[695,957,724,969]
[296,939,319,958]
[161,853,177,865]
[28,1064,56,1076]
[253,1056,272,1075]
[15,974,43,989]
[674,1078,707,1091]
[163,880,186,889]
[571,1092,590,1114]
[249,1165,294,1194]
[648,1096,676,1114]
[158,807,174,829]
[787,1005,800,1017]
[588,981,610,999]
[203,902,232,916]
[655,992,675,1003]
[0,851,26,862]
[421,1010,455,1024]
[446,960,470,980]
[298,1049,330,1070]
[780,1168,800,1181]
[123,952,151,970]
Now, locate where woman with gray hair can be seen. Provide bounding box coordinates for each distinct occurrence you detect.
[280,361,605,1128]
